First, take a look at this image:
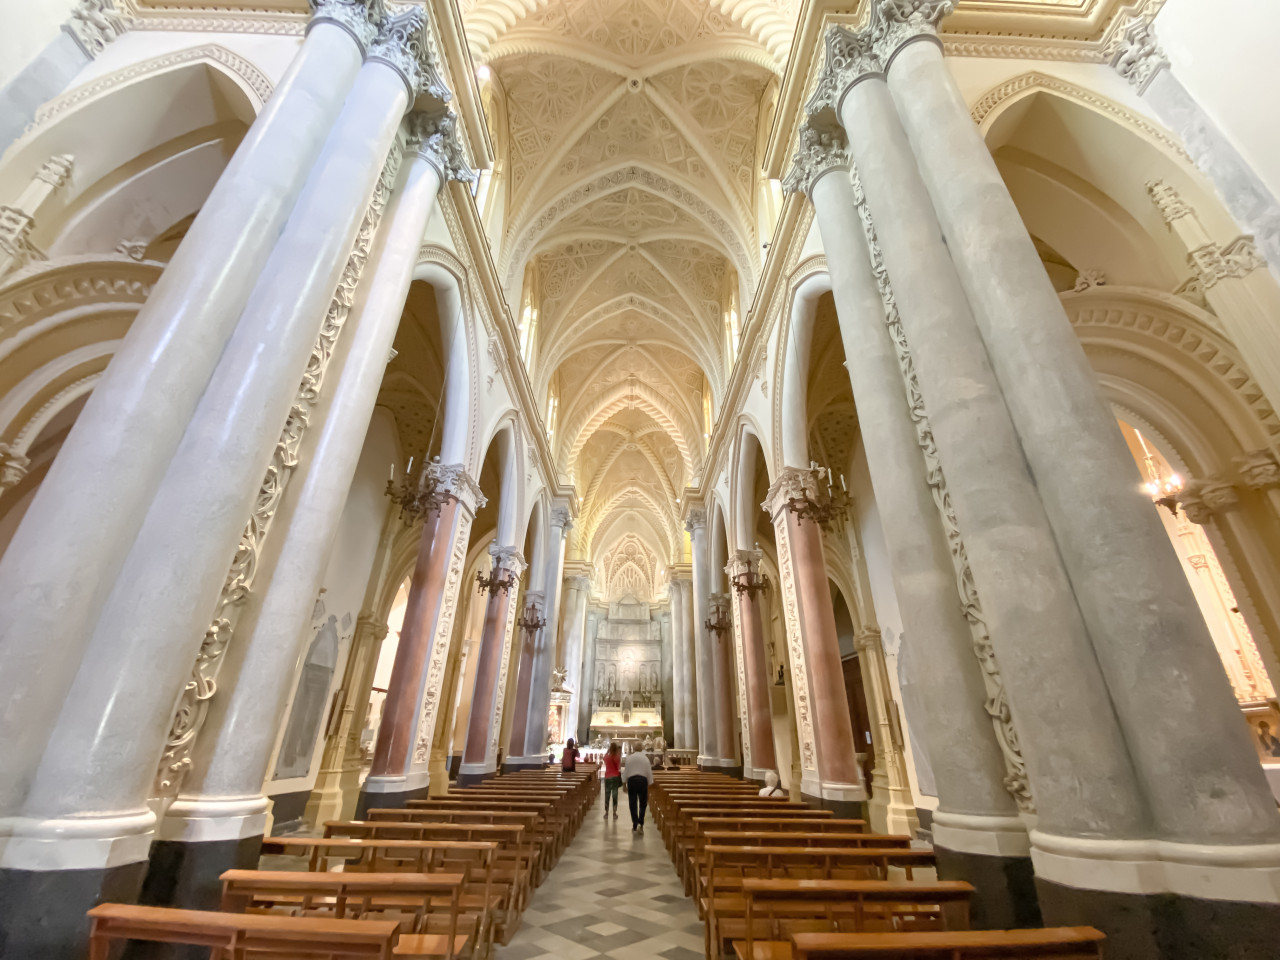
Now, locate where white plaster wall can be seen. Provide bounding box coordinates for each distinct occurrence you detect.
[0,0,78,87]
[1157,0,1280,199]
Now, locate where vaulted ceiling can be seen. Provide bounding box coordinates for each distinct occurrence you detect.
[473,0,783,593]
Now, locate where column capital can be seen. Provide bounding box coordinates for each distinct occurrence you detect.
[368,5,451,104]
[1106,11,1170,94]
[854,627,883,654]
[1179,477,1240,525]
[406,111,476,187]
[684,507,708,532]
[428,460,486,514]
[870,0,955,64]
[0,442,31,490]
[66,0,130,59]
[807,25,882,119]
[726,548,764,579]
[1234,450,1280,490]
[782,120,851,199]
[762,465,823,519]
[566,574,592,591]
[308,0,384,53]
[489,543,527,575]
[550,504,574,533]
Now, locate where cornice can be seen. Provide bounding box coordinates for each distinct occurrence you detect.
[764,0,1165,179]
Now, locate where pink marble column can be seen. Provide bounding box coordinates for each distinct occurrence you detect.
[362,465,484,807]
[459,546,525,782]
[503,590,544,765]
[710,593,740,768]
[729,550,777,776]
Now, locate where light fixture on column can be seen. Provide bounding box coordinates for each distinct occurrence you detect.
[1135,429,1183,515]
[731,555,771,599]
[785,461,852,530]
[477,566,518,596]
[517,603,546,633]
[704,606,730,638]
[385,455,450,523]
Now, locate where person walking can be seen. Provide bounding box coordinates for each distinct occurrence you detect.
[601,742,622,820]
[622,747,653,833]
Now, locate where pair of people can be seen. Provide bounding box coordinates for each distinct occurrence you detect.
[601,742,653,832]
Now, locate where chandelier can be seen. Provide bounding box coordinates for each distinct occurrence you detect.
[1136,430,1183,515]
[517,603,546,633]
[731,553,771,600]
[386,455,450,524]
[477,567,518,596]
[704,606,730,637]
[785,462,852,530]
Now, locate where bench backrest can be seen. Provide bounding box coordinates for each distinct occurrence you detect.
[789,927,1105,958]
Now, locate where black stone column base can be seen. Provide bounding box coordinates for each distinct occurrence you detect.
[1037,877,1280,960]
[802,792,868,822]
[448,754,462,778]
[355,784,430,819]
[502,759,551,773]
[455,769,496,787]
[0,859,147,959]
[933,845,1041,929]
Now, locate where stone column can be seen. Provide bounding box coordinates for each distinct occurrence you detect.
[143,112,471,907]
[0,0,377,838]
[428,609,470,795]
[728,550,777,779]
[667,576,689,749]
[686,509,718,764]
[516,508,571,762]
[709,592,741,773]
[575,608,600,745]
[764,468,866,816]
[872,1,1280,910]
[677,576,699,751]
[559,574,590,742]
[784,122,1034,924]
[1108,13,1280,288]
[659,607,675,744]
[459,546,526,784]
[504,589,545,766]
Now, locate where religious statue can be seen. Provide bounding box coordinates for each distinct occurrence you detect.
[551,666,568,691]
[621,690,632,723]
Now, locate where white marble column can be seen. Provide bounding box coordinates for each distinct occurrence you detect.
[668,574,693,750]
[517,507,571,761]
[871,0,1280,874]
[784,124,1029,878]
[814,22,1146,846]
[161,113,472,850]
[678,577,698,751]
[686,509,718,764]
[7,7,444,873]
[0,0,377,826]
[560,574,590,742]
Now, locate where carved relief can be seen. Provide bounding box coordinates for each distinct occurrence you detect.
[1179,477,1240,526]
[728,595,752,773]
[770,509,818,775]
[65,0,130,58]
[1188,237,1266,290]
[1234,450,1280,490]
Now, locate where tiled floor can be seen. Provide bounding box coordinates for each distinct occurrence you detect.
[493,792,704,960]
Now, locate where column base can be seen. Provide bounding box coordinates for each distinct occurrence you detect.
[0,859,148,958]
[802,792,868,821]
[935,846,1041,929]
[502,755,553,773]
[449,754,463,778]
[356,771,431,818]
[456,763,497,787]
[266,789,310,833]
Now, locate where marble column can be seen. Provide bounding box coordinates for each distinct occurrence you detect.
[428,610,470,794]
[559,574,590,742]
[142,112,471,908]
[764,468,866,816]
[358,466,485,811]
[575,608,600,745]
[459,546,526,784]
[0,0,376,838]
[709,593,741,773]
[504,589,545,765]
[687,509,718,764]
[677,577,699,751]
[784,123,1034,924]
[517,508,570,762]
[1110,13,1280,288]
[872,1,1280,911]
[667,576,690,749]
[728,550,777,780]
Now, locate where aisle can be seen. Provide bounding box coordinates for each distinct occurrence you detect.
[492,791,704,960]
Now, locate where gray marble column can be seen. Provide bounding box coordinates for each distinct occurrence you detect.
[667,579,688,747]
[678,577,699,751]
[163,115,472,860]
[8,8,444,873]
[659,606,675,745]
[0,0,377,828]
[560,575,590,741]
[785,122,1034,922]
[814,23,1147,847]
[515,506,571,762]
[709,593,740,769]
[686,508,718,763]
[575,608,600,744]
[872,1,1280,862]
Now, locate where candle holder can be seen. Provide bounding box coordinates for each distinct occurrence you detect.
[517,604,546,633]
[477,568,517,596]
[786,462,852,530]
[704,607,730,637]
[731,558,771,599]
[385,456,450,524]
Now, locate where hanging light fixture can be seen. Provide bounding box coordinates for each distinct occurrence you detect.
[785,461,853,530]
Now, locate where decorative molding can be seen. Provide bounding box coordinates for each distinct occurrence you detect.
[1188,237,1266,290]
[309,0,383,53]
[153,144,402,803]
[407,111,476,185]
[781,121,850,200]
[0,257,157,339]
[430,461,487,516]
[852,165,1034,812]
[1147,179,1194,224]
[368,5,451,103]
[1179,477,1239,525]
[1105,6,1169,93]
[1234,450,1280,491]
[1072,268,1107,292]
[806,25,882,118]
[65,0,130,59]
[0,443,32,490]
[870,0,954,64]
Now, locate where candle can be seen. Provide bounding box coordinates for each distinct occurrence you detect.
[389,463,394,481]
[407,456,414,475]
[840,473,846,492]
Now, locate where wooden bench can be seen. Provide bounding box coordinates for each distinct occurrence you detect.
[685,829,903,895]
[722,880,973,960]
[781,927,1106,959]
[669,807,835,863]
[87,902,400,959]
[219,870,471,960]
[406,799,567,861]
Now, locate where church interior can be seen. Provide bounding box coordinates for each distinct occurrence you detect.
[2,0,1280,958]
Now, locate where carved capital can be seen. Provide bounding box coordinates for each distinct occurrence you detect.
[354,613,390,643]
[1179,477,1239,525]
[35,155,75,190]
[0,443,31,490]
[428,461,486,514]
[782,120,850,198]
[762,465,824,519]
[806,25,882,118]
[1189,236,1266,290]
[726,548,764,580]
[1146,179,1194,225]
[854,628,883,654]
[308,0,384,52]
[368,6,451,104]
[550,505,573,532]
[65,0,129,58]
[566,574,592,592]
[684,507,708,533]
[1107,13,1170,93]
[870,0,955,63]
[1234,450,1280,490]
[407,111,476,186]
[489,543,527,576]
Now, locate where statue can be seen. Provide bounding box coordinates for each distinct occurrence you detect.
[551,666,568,691]
[621,690,632,723]
[642,734,654,753]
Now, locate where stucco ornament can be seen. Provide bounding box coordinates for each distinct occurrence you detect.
[1234,450,1280,490]
[870,0,956,60]
[781,121,850,199]
[1109,13,1170,93]
[66,0,129,58]
[309,0,385,52]
[806,26,882,117]
[368,6,451,103]
[1188,237,1266,290]
[1179,477,1240,525]
[408,112,477,185]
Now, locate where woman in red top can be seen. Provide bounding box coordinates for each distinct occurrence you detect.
[561,737,581,773]
[601,742,622,819]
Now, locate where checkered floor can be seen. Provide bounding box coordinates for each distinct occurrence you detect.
[493,790,704,960]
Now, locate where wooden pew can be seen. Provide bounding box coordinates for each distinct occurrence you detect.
[684,829,903,895]
[369,807,553,882]
[87,902,399,959]
[784,928,1105,959]
[218,870,471,960]
[406,799,567,862]
[669,807,835,863]
[724,880,973,960]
